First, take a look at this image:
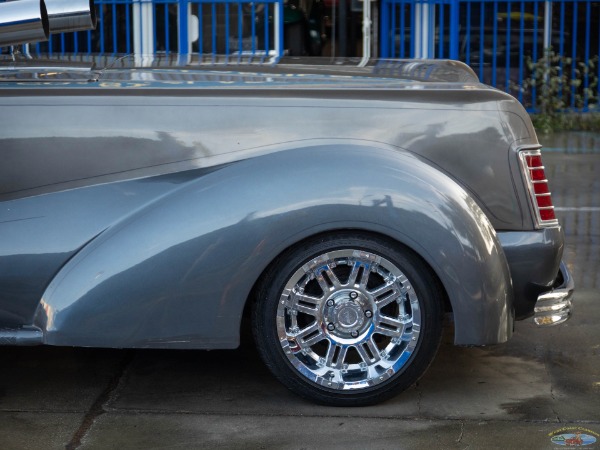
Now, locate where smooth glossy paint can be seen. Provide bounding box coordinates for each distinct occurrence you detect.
[0,57,569,349]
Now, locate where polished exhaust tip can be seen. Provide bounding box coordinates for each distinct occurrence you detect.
[45,0,97,34]
[0,0,96,48]
[0,0,50,47]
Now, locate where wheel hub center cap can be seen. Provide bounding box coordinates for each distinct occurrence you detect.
[336,304,362,328]
[324,290,372,336]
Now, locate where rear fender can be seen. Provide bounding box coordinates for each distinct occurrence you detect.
[35,142,513,348]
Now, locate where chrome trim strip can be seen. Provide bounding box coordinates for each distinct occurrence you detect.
[0,326,44,346]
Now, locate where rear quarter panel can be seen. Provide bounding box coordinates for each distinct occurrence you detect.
[0,88,520,346]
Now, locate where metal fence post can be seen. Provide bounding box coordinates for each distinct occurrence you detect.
[133,0,155,56]
[543,0,552,51]
[449,0,459,59]
[414,1,438,59]
[414,2,427,58]
[414,2,422,58]
[379,0,389,58]
[358,0,373,66]
[428,1,435,58]
[275,0,284,59]
[178,0,190,55]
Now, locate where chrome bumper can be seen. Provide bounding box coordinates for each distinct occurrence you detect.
[533,262,574,326]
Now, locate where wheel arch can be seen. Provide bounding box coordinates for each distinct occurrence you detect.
[243,228,452,321]
[36,142,513,348]
[233,143,515,347]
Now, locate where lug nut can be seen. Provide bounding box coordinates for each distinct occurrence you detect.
[365,310,373,318]
[349,291,358,299]
[326,299,335,307]
[327,323,335,331]
[350,331,358,338]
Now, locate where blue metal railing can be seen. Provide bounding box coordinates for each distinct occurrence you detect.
[380,0,600,112]
[380,0,460,59]
[3,0,284,60]
[2,0,598,111]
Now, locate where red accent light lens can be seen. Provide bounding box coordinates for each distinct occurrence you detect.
[526,155,543,167]
[522,150,557,225]
[539,208,556,221]
[530,168,546,181]
[536,195,553,208]
[533,183,550,194]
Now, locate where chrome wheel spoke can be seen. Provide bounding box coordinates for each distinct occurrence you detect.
[289,292,321,316]
[364,336,381,360]
[325,341,347,368]
[294,322,320,343]
[315,271,332,294]
[293,293,321,305]
[373,286,401,308]
[323,265,343,289]
[357,262,375,289]
[303,330,327,347]
[295,303,319,316]
[346,260,364,287]
[376,315,404,335]
[373,309,406,337]
[355,338,381,364]
[378,314,403,328]
[374,324,403,338]
[369,280,395,298]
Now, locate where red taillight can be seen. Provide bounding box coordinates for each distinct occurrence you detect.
[533,183,549,195]
[539,208,556,221]
[526,155,543,167]
[530,168,546,181]
[520,149,557,226]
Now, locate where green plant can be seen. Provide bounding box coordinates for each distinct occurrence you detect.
[514,49,599,133]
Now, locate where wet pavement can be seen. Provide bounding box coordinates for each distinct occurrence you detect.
[1,132,599,449]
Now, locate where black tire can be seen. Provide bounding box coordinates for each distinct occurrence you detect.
[252,232,444,406]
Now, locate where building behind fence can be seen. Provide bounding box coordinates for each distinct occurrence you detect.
[381,0,600,110]
[1,0,599,111]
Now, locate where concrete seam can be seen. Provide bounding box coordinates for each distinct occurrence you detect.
[455,421,465,444]
[0,409,84,414]
[98,408,600,425]
[545,330,562,424]
[64,351,134,450]
[415,381,423,418]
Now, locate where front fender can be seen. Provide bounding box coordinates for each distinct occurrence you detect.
[36,142,513,348]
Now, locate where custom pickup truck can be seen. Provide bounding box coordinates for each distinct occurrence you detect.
[0,0,573,406]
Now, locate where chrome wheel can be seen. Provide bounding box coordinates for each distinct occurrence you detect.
[253,233,443,406]
[277,249,421,390]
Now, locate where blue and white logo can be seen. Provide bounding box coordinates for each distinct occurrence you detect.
[551,432,597,446]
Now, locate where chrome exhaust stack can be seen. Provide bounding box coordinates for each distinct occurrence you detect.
[0,0,50,47]
[46,0,97,34]
[0,0,96,48]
